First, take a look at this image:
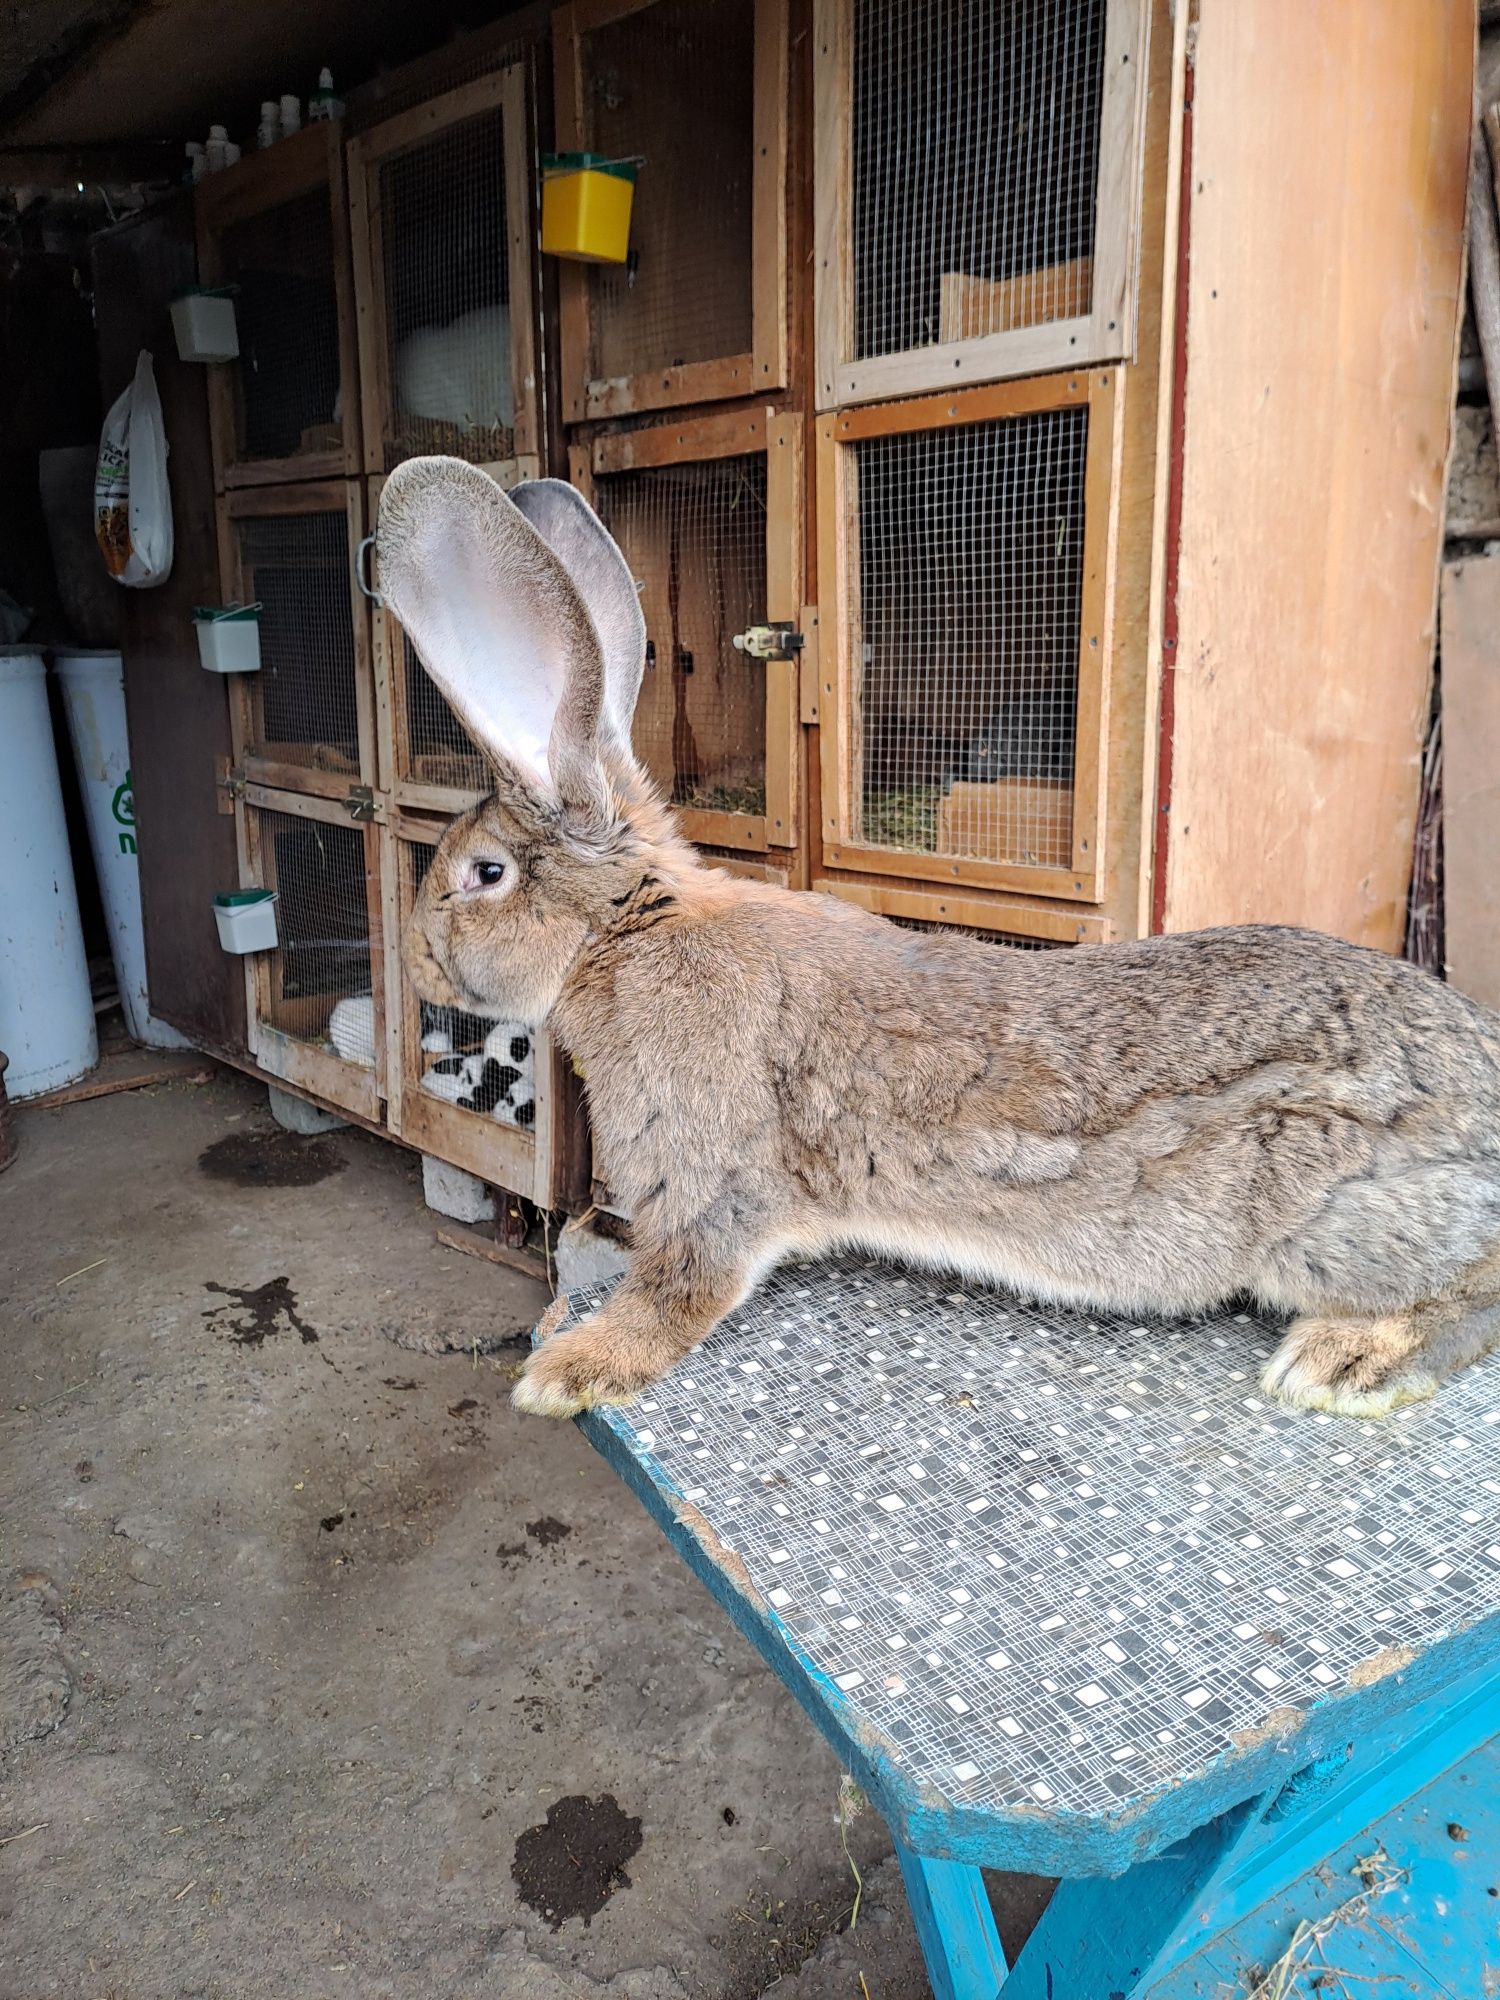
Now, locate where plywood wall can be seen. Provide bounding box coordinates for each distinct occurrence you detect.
[1160,0,1472,949]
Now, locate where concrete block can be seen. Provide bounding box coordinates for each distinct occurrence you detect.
[266,1083,347,1134]
[554,1215,631,1291]
[421,1154,495,1224]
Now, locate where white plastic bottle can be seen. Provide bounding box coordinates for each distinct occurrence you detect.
[258,100,280,147]
[205,123,228,172]
[280,93,302,135]
[309,68,344,121]
[184,140,205,183]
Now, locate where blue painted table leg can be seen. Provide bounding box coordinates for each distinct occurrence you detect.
[1000,1799,1264,2000]
[893,1839,1008,2000]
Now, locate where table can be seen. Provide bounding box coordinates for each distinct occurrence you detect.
[544,1258,1500,1998]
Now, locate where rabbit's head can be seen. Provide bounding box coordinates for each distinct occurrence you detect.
[378,459,673,1026]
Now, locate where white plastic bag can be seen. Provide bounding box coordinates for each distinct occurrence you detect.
[95,349,173,589]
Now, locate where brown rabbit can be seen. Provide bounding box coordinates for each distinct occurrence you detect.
[378,458,1500,1421]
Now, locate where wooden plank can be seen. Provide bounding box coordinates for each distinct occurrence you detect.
[812,876,1109,943]
[377,822,405,1128]
[346,133,387,476]
[342,482,378,786]
[552,2,594,424]
[938,258,1094,342]
[1162,0,1471,948]
[676,807,769,851]
[751,0,791,393]
[1070,366,1123,877]
[820,837,1096,903]
[935,780,1073,871]
[253,1025,381,1123]
[325,122,364,478]
[583,353,760,421]
[221,448,347,492]
[193,121,332,231]
[764,412,803,845]
[812,0,852,411]
[1136,0,1193,939]
[814,412,849,858]
[1090,0,1153,358]
[435,1224,550,1281]
[91,193,248,1054]
[832,371,1090,441]
[223,478,350,519]
[26,1054,215,1111]
[1439,557,1500,1009]
[351,68,517,167]
[502,65,541,460]
[592,409,770,474]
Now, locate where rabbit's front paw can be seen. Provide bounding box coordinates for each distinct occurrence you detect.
[512,1317,657,1419]
[1261,1313,1435,1419]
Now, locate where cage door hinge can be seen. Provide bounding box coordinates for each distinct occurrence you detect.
[216,757,246,813]
[732,621,803,663]
[343,784,380,823]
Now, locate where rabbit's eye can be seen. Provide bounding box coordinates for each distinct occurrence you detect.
[466,859,508,891]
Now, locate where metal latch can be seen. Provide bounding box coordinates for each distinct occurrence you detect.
[732,621,804,662]
[217,758,247,807]
[343,784,378,822]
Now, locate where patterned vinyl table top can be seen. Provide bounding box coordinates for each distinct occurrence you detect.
[555,1258,1500,1820]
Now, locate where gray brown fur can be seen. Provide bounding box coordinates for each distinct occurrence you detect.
[379,457,1500,1420]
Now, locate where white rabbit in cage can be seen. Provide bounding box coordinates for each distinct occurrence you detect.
[328,994,377,1068]
[420,1018,536,1128]
[395,304,514,434]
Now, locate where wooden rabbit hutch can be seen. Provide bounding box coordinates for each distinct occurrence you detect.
[97,0,1471,1217]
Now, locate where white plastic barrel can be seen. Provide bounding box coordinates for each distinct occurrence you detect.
[0,649,98,1097]
[53,648,191,1050]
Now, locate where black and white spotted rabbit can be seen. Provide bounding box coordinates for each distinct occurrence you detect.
[375,457,1500,1421]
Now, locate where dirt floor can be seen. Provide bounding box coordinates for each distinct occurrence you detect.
[0,1066,967,2000]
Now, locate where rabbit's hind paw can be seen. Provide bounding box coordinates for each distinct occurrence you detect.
[1261,1313,1436,1419]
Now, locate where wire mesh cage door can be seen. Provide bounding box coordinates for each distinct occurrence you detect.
[386,818,554,1203]
[220,482,376,801]
[582,410,802,853]
[813,0,1149,410]
[196,123,361,488]
[238,788,384,1119]
[817,372,1119,903]
[553,0,788,421]
[349,67,539,480]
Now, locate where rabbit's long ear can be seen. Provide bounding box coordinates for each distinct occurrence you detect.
[377,458,605,803]
[509,479,646,777]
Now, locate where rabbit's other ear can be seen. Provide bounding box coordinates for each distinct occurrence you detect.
[377,457,605,806]
[510,478,646,778]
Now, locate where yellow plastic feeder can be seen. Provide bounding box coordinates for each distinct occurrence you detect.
[541,153,637,265]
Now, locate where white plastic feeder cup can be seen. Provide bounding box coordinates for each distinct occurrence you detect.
[194,604,261,674]
[170,288,239,363]
[213,891,279,954]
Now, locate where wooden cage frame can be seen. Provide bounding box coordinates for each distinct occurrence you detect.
[347,66,541,482]
[552,0,789,422]
[196,121,362,490]
[572,405,803,853]
[384,807,558,1206]
[815,369,1123,905]
[217,479,377,802]
[236,782,386,1121]
[812,0,1150,411]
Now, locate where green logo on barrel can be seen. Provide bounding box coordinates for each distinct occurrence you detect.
[114,768,136,853]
